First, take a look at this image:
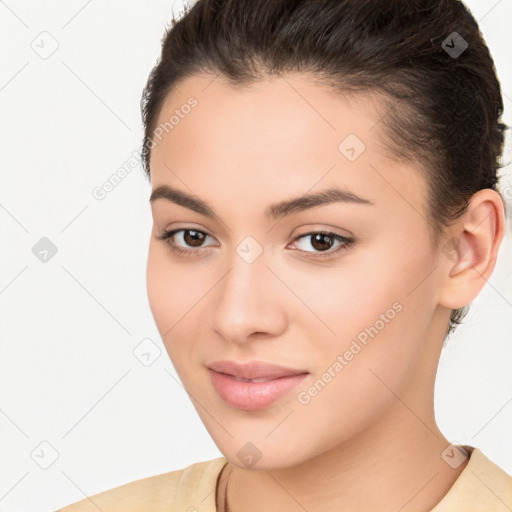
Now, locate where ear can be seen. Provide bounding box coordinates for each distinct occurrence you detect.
[437,189,506,310]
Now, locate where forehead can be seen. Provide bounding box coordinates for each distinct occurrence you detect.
[149,72,428,218]
[152,71,385,160]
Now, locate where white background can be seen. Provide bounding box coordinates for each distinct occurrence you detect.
[0,1,511,511]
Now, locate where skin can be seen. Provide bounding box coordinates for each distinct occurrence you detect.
[146,72,505,512]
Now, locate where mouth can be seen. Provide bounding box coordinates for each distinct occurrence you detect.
[207,359,309,380]
[207,360,309,411]
[230,376,276,383]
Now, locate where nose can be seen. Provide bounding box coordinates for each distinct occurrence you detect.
[212,248,288,345]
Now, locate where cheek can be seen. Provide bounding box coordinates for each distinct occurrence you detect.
[146,240,218,373]
[293,242,435,386]
[286,276,429,457]
[146,241,196,347]
[147,240,173,331]
[286,254,413,348]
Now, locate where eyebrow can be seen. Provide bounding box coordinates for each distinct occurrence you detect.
[149,184,373,221]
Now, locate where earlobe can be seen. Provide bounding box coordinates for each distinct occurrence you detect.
[438,189,505,310]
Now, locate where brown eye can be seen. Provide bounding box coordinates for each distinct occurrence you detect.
[183,230,207,247]
[309,233,335,252]
[291,231,354,259]
[156,228,216,257]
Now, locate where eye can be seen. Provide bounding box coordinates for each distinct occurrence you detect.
[289,231,354,259]
[156,228,217,257]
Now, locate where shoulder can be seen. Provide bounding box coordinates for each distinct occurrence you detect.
[56,456,228,512]
[432,445,512,511]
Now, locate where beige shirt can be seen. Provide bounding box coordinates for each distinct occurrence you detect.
[57,446,512,511]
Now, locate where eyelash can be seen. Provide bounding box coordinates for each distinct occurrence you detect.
[156,228,355,260]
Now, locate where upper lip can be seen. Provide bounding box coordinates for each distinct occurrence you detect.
[208,360,309,380]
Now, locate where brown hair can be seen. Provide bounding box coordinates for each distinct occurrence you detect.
[140,0,507,335]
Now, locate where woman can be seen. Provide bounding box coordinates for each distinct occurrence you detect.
[58,0,512,510]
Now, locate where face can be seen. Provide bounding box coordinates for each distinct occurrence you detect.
[146,72,446,470]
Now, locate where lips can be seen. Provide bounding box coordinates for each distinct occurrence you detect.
[207,359,309,411]
[207,359,308,380]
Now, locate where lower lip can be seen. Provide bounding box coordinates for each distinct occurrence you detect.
[209,369,308,411]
